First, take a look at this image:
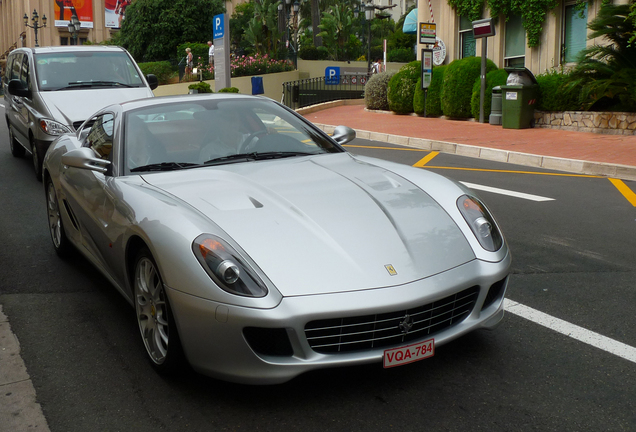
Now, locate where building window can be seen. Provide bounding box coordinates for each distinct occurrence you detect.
[60,37,69,46]
[505,14,525,67]
[459,16,476,58]
[563,2,588,63]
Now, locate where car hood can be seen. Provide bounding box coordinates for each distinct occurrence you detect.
[144,153,475,296]
[39,88,153,127]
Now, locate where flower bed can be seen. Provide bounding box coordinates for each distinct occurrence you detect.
[196,54,294,80]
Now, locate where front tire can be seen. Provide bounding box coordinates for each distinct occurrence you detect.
[8,125,26,158]
[46,178,70,257]
[133,248,184,374]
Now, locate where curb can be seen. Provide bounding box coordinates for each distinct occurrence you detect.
[0,306,51,432]
[311,123,636,182]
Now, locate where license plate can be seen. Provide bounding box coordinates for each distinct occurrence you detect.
[383,338,435,368]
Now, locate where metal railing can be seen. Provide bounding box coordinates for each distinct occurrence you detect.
[282,74,369,109]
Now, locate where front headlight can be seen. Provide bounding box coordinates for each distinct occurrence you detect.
[192,234,268,297]
[457,195,503,252]
[39,119,72,136]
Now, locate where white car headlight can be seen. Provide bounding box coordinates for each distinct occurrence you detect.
[39,119,72,136]
[192,234,268,297]
[457,195,503,252]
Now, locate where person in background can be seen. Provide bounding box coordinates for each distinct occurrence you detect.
[185,48,193,77]
[208,41,215,66]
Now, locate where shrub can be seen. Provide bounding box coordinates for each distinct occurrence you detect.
[218,87,240,93]
[137,61,175,85]
[298,45,329,60]
[442,57,497,118]
[188,81,213,93]
[536,69,581,112]
[364,71,396,110]
[413,65,447,116]
[387,48,416,63]
[387,60,421,114]
[470,68,509,119]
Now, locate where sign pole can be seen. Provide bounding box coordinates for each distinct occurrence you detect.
[213,13,231,91]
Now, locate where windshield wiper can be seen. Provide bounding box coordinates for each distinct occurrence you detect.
[130,162,199,172]
[204,151,315,166]
[59,81,135,90]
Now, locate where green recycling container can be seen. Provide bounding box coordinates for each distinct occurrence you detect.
[501,67,539,129]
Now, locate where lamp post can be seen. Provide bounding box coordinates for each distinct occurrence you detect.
[24,9,47,47]
[365,3,374,75]
[67,9,81,45]
[292,0,299,69]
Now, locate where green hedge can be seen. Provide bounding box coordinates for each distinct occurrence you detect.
[298,45,329,60]
[387,48,416,63]
[442,57,497,118]
[176,42,210,68]
[364,71,396,111]
[387,60,421,114]
[413,65,447,116]
[470,69,509,120]
[137,61,175,85]
[188,81,213,93]
[536,70,580,111]
[218,87,240,93]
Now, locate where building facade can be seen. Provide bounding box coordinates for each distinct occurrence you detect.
[417,0,630,77]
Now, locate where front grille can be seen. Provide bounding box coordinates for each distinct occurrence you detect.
[305,286,480,354]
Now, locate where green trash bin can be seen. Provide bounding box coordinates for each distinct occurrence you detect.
[501,67,539,129]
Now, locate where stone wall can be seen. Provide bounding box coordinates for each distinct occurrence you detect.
[534,111,636,135]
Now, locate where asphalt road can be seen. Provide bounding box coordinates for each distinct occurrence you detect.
[0,114,635,431]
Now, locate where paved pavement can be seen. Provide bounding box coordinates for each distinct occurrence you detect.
[300,102,636,181]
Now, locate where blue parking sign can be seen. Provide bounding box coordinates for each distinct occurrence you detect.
[213,14,225,39]
[325,67,340,85]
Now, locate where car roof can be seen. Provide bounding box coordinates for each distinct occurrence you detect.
[12,46,127,55]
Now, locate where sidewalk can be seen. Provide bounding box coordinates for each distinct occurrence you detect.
[300,102,636,181]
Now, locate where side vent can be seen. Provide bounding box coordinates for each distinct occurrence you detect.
[62,200,80,231]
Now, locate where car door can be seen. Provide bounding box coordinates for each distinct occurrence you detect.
[6,53,30,147]
[60,113,129,287]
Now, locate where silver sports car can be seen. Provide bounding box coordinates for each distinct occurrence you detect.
[43,93,511,384]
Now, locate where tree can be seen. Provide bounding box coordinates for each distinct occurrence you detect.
[565,2,636,111]
[317,4,356,60]
[244,0,283,56]
[230,2,257,56]
[116,0,225,62]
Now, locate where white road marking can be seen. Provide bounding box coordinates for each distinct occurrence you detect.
[460,182,555,202]
[505,299,636,364]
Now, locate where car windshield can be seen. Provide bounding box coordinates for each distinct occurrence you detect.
[124,98,343,174]
[34,51,145,91]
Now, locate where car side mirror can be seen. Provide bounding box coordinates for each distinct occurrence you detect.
[8,79,30,98]
[146,74,159,90]
[332,126,356,145]
[61,148,111,174]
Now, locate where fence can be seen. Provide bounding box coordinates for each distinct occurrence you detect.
[282,74,368,109]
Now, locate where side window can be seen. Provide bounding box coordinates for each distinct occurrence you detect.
[3,56,13,84]
[83,113,115,160]
[19,55,30,89]
[11,53,23,81]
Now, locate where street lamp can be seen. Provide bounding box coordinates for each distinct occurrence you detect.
[292,1,299,69]
[67,9,81,45]
[24,9,47,47]
[365,3,374,75]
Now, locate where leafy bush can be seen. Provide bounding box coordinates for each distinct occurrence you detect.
[536,69,580,111]
[188,81,213,93]
[387,61,421,114]
[218,87,240,93]
[364,71,396,111]
[413,65,447,116]
[442,57,497,118]
[137,61,175,85]
[298,45,329,60]
[470,69,509,119]
[387,48,415,63]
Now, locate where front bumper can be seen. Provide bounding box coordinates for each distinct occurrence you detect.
[167,253,511,384]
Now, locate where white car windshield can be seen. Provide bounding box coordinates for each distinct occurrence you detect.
[34,51,145,91]
[124,98,342,173]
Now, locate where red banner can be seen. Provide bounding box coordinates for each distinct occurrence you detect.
[54,0,94,28]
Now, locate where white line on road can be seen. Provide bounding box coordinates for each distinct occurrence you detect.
[461,182,555,202]
[505,299,636,364]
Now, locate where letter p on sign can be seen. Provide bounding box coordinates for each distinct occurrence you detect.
[213,14,224,39]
